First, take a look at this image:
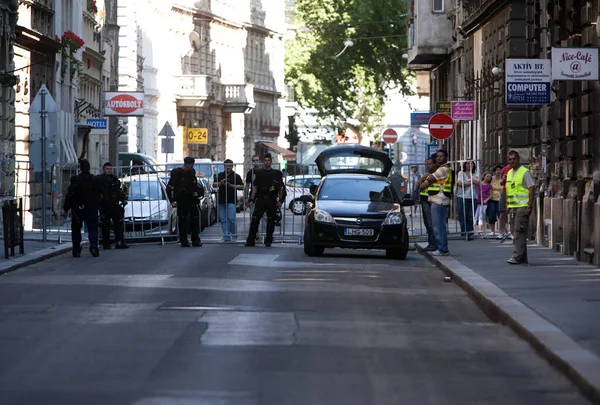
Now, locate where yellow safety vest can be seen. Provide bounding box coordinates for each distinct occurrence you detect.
[506,166,530,208]
[428,165,452,196]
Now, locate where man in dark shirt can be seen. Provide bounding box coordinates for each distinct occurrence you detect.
[245,153,284,247]
[168,157,203,247]
[97,162,129,250]
[63,159,102,257]
[213,159,243,242]
[244,155,262,206]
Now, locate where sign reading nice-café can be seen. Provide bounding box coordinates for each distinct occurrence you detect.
[551,48,599,81]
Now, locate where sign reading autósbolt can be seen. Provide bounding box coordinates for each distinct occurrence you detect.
[505,59,551,105]
[104,92,144,116]
[551,48,599,81]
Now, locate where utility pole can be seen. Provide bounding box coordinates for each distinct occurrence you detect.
[40,88,47,242]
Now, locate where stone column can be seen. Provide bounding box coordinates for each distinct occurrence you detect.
[0,0,19,197]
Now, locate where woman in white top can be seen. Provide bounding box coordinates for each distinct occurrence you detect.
[455,161,480,240]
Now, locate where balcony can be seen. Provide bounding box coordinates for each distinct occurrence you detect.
[223,84,255,114]
[406,1,453,70]
[174,75,217,107]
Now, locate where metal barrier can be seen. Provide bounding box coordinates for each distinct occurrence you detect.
[2,198,24,259]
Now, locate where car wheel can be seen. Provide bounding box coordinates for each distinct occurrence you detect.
[291,199,306,215]
[386,228,409,260]
[303,224,324,257]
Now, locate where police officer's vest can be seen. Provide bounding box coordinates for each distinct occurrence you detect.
[506,166,530,208]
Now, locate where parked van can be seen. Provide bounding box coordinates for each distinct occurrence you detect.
[117,153,160,176]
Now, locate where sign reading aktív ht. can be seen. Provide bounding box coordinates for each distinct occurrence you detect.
[551,48,599,81]
[505,59,551,105]
[104,92,144,116]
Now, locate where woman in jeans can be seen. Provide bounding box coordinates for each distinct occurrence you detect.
[455,161,479,240]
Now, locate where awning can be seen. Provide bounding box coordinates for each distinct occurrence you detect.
[258,141,296,162]
[15,26,62,55]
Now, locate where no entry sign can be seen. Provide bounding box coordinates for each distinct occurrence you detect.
[382,128,398,144]
[428,114,454,140]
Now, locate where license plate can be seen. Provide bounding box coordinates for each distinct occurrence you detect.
[344,228,374,236]
[125,231,144,238]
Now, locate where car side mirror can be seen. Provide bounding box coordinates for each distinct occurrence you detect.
[400,195,415,207]
[309,184,318,195]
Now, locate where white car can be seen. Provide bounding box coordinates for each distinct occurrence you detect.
[284,175,321,215]
[121,174,178,239]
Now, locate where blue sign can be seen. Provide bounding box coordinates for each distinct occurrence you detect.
[410,112,434,126]
[427,142,440,159]
[505,59,551,105]
[87,118,107,129]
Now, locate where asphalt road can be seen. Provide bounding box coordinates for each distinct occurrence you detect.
[0,243,591,405]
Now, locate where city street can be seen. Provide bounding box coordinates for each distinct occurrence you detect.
[0,243,591,405]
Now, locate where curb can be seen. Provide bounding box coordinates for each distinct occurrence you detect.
[415,242,600,405]
[0,244,74,276]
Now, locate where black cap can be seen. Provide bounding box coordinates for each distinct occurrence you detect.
[79,159,90,172]
[183,157,195,165]
[102,162,112,168]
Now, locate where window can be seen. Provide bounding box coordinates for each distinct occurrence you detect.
[319,178,397,202]
[433,0,444,13]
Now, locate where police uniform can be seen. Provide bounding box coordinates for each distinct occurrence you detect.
[245,167,283,247]
[97,167,128,249]
[63,159,102,257]
[168,164,203,247]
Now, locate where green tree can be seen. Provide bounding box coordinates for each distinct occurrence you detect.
[285,0,413,141]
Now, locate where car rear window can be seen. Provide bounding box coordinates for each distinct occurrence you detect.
[318,178,396,202]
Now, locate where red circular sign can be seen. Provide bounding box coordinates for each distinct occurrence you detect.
[382,128,398,144]
[428,114,454,140]
[105,94,143,114]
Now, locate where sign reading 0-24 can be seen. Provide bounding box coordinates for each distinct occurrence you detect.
[187,128,208,144]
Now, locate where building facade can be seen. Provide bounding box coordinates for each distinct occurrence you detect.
[408,0,600,266]
[115,0,290,166]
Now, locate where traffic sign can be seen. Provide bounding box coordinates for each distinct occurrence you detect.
[29,85,58,142]
[158,121,176,138]
[428,114,454,140]
[382,128,398,144]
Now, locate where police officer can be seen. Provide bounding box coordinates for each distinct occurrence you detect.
[97,162,129,250]
[63,159,102,257]
[168,157,203,247]
[245,153,284,247]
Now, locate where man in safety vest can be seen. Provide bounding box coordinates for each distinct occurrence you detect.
[505,150,536,264]
[419,149,452,256]
[416,156,438,251]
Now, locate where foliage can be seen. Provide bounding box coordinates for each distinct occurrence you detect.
[87,0,98,14]
[285,0,413,138]
[57,31,85,82]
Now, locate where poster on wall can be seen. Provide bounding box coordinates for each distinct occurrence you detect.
[551,47,599,81]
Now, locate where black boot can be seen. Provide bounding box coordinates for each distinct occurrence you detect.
[90,247,100,257]
[115,241,129,249]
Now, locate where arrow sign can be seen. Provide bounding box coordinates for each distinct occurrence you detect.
[158,121,176,138]
[382,128,398,144]
[428,114,454,140]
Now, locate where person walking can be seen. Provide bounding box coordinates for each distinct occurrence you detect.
[245,153,284,247]
[475,172,492,235]
[416,156,438,251]
[63,159,102,257]
[409,165,420,215]
[485,165,503,238]
[505,150,536,264]
[168,157,203,247]
[214,159,243,242]
[419,149,452,256]
[97,162,129,250]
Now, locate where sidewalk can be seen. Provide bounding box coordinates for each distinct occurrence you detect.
[0,232,73,275]
[417,238,600,404]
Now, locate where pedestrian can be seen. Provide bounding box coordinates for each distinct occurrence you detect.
[486,165,503,238]
[245,153,284,247]
[418,149,452,256]
[409,165,420,215]
[168,157,203,247]
[456,161,480,240]
[214,159,243,242]
[63,159,102,257]
[97,162,129,250]
[498,162,512,239]
[416,156,438,251]
[505,150,536,265]
[475,172,492,235]
[244,155,262,211]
